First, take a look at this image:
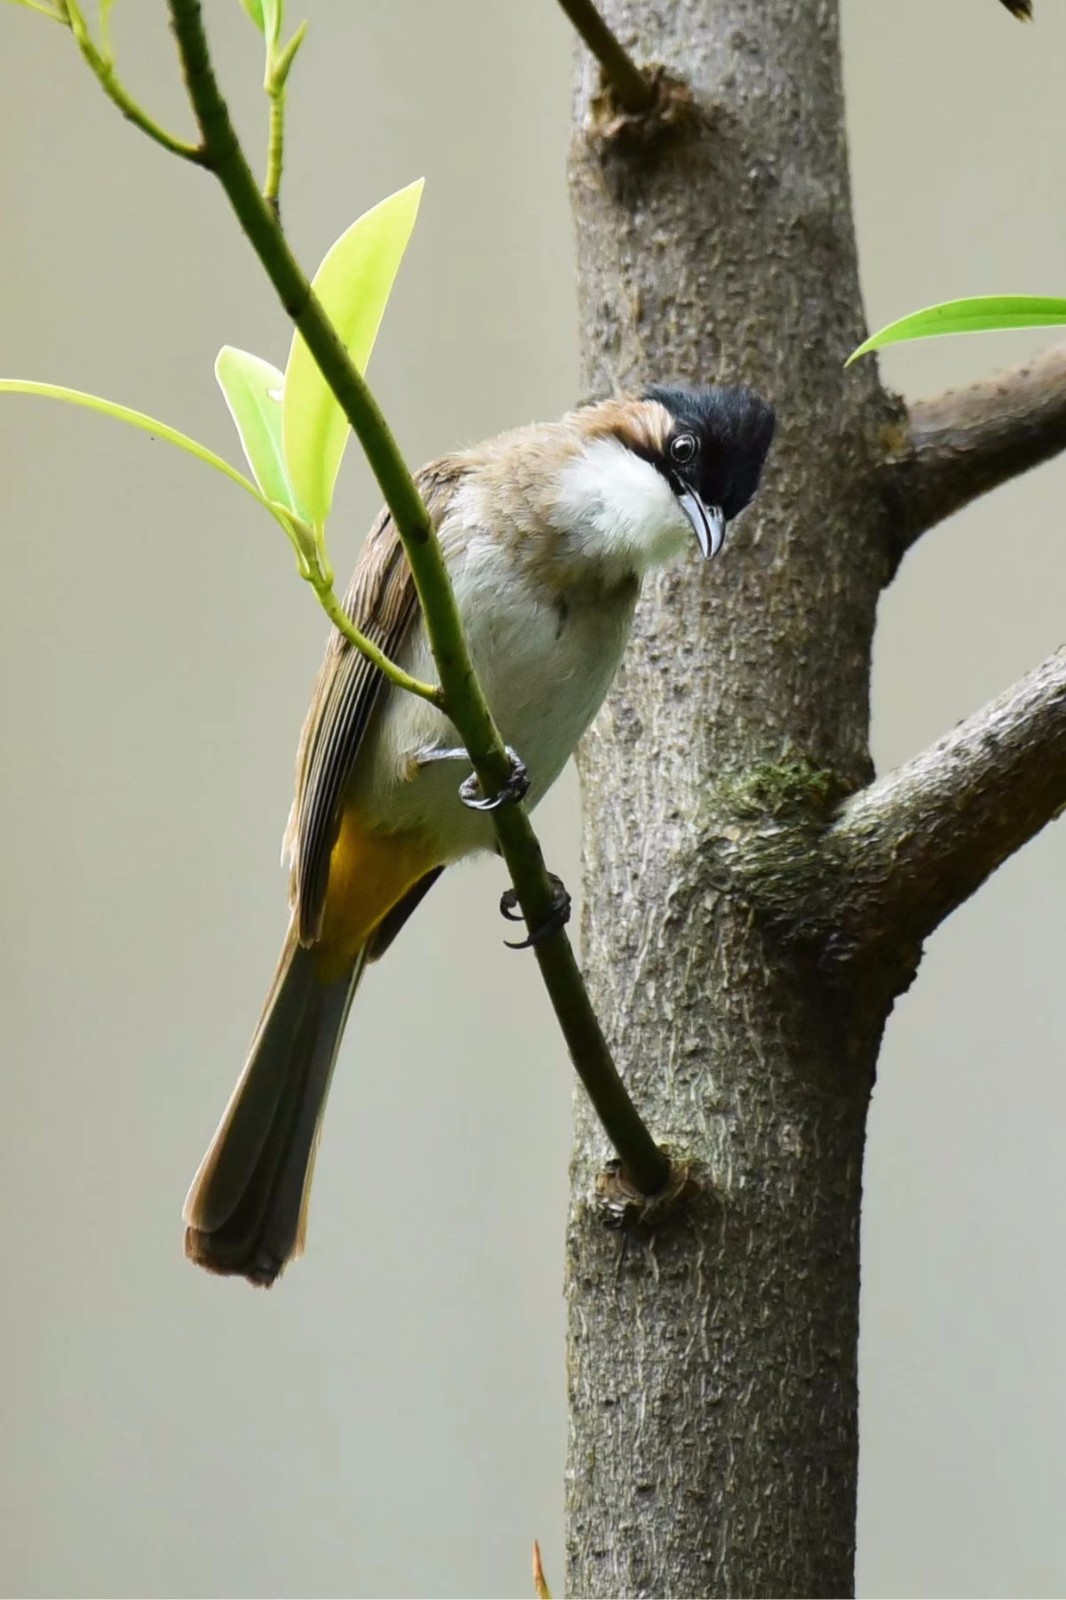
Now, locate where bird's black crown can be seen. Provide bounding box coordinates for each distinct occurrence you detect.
[644,383,775,522]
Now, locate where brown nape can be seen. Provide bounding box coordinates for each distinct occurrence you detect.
[577,394,673,459]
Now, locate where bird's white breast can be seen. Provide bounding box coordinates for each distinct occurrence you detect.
[356,485,639,858]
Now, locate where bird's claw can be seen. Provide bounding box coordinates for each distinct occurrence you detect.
[460,746,530,812]
[499,872,572,950]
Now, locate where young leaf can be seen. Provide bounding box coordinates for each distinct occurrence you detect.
[282,177,424,529]
[237,0,265,32]
[215,346,302,517]
[261,0,281,48]
[848,294,1066,363]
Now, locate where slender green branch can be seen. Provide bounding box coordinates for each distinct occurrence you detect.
[313,579,443,708]
[61,0,204,164]
[555,0,655,114]
[166,0,668,1194]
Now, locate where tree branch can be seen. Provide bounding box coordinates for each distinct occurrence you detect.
[827,647,1066,966]
[889,342,1066,556]
[165,0,669,1196]
[554,0,655,114]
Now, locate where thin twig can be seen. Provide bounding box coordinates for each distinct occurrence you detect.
[61,0,205,164]
[313,581,443,708]
[165,0,669,1195]
[263,93,284,219]
[886,343,1066,560]
[555,0,655,114]
[827,647,1066,962]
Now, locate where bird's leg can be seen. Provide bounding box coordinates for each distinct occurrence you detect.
[414,743,530,812]
[499,872,572,950]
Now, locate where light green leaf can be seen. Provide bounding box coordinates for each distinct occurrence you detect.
[215,346,303,517]
[848,295,1066,364]
[282,177,424,529]
[237,0,265,32]
[270,17,306,89]
[0,377,263,499]
[0,378,316,566]
[261,0,281,47]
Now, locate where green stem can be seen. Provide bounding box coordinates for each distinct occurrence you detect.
[62,1,205,164]
[263,88,284,219]
[313,580,443,708]
[166,0,668,1195]
[262,20,307,218]
[555,0,655,114]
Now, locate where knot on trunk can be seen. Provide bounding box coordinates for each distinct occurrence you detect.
[594,1150,700,1231]
[586,65,698,154]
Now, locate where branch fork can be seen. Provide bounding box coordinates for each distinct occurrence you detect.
[883,341,1066,558]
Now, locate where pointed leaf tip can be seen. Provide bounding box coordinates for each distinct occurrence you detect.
[532,1541,552,1600]
[215,345,302,516]
[237,0,265,32]
[848,294,1066,364]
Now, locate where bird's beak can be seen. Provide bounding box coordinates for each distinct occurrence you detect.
[677,489,726,559]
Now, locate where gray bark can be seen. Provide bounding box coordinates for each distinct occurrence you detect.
[565,4,922,1596]
[563,4,1066,1592]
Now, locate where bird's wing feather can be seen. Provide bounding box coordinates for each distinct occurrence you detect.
[290,461,462,943]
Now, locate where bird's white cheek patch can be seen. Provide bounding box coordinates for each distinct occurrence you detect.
[557,438,689,575]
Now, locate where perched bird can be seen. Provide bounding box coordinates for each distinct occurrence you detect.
[184,383,775,1284]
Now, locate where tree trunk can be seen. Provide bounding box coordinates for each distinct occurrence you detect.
[565,3,900,1594]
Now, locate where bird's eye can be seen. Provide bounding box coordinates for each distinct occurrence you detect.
[670,432,699,465]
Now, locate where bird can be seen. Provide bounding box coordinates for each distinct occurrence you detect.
[183,382,775,1285]
[999,0,1032,17]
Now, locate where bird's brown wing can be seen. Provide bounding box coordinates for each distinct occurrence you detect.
[290,461,461,944]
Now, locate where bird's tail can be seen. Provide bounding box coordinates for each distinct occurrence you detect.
[183,925,364,1285]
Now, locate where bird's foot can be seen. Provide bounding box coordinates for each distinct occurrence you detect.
[459,746,530,813]
[414,742,531,812]
[499,872,572,950]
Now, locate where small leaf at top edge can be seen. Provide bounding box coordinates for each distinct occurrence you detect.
[848,294,1066,363]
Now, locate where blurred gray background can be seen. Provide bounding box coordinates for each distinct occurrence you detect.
[0,3,1063,1595]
